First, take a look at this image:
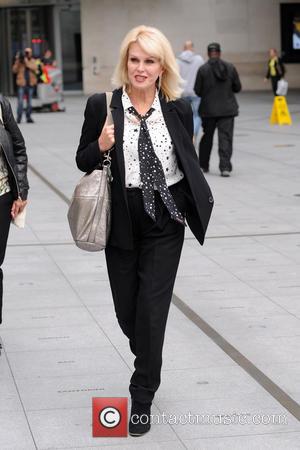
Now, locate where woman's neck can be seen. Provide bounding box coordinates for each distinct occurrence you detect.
[127,87,156,116]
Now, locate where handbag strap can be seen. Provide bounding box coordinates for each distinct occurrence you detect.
[105,92,113,125]
[103,92,113,167]
[0,102,3,125]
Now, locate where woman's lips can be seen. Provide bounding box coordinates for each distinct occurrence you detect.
[135,75,147,82]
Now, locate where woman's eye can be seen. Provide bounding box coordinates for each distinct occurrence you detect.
[130,57,139,63]
[146,59,155,64]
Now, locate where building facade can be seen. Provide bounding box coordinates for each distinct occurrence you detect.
[0,0,82,94]
[1,0,299,95]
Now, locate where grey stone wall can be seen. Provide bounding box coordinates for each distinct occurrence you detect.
[80,0,300,93]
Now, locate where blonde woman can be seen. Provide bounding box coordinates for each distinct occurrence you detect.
[76,25,213,436]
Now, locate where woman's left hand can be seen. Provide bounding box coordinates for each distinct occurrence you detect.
[11,198,27,219]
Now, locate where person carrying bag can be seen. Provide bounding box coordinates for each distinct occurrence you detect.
[0,95,29,324]
[68,92,113,251]
[74,26,214,437]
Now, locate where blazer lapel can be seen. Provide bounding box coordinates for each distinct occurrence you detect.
[160,96,185,158]
[110,89,127,196]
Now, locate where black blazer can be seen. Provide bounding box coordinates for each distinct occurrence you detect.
[76,88,214,250]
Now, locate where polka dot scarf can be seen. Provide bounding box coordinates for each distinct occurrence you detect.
[128,106,185,225]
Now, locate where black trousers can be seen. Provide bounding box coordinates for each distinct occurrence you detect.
[270,76,280,96]
[0,191,13,324]
[199,116,234,172]
[105,181,186,404]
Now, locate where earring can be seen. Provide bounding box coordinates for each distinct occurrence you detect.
[157,75,162,91]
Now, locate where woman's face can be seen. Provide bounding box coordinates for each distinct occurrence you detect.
[269,49,276,58]
[127,42,163,93]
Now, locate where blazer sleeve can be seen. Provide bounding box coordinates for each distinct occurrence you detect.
[76,94,106,173]
[232,65,242,93]
[2,97,29,200]
[194,68,203,97]
[174,98,194,140]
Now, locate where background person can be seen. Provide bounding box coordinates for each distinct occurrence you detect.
[194,42,241,177]
[264,48,285,96]
[177,40,204,141]
[76,25,213,437]
[12,47,37,123]
[0,95,29,325]
[41,49,57,67]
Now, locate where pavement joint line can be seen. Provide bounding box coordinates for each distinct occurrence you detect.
[28,162,300,422]
[206,231,300,239]
[182,430,300,440]
[0,343,38,449]
[28,163,71,205]
[7,242,74,247]
[172,293,300,422]
[6,229,300,249]
[28,164,300,241]
[237,110,300,124]
[238,126,300,137]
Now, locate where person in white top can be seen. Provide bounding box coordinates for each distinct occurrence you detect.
[122,88,184,188]
[177,41,204,139]
[76,25,214,437]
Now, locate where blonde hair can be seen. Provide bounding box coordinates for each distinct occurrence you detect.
[112,25,182,101]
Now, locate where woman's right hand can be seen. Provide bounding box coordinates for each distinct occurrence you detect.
[98,118,115,153]
[11,198,27,219]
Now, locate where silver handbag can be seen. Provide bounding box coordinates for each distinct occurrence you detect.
[67,92,113,251]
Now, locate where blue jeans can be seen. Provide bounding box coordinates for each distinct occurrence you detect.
[17,86,34,120]
[183,96,201,137]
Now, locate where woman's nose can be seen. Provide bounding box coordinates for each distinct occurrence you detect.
[137,62,145,71]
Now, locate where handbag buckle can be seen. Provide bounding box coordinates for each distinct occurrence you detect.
[103,151,113,181]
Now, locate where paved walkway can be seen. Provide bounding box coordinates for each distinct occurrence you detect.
[1,91,300,450]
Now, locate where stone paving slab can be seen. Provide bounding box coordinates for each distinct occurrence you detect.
[183,432,300,450]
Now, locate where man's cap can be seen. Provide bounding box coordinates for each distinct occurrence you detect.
[207,42,221,52]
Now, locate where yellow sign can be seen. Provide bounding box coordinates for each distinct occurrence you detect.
[270,96,292,125]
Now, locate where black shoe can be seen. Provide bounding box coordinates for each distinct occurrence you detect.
[26,117,34,123]
[201,167,209,173]
[129,400,151,437]
[16,117,21,124]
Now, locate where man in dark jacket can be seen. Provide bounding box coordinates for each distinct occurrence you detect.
[194,43,241,177]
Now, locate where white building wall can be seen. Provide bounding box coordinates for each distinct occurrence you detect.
[80,0,300,94]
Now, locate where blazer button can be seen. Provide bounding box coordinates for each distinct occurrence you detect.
[208,196,214,203]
